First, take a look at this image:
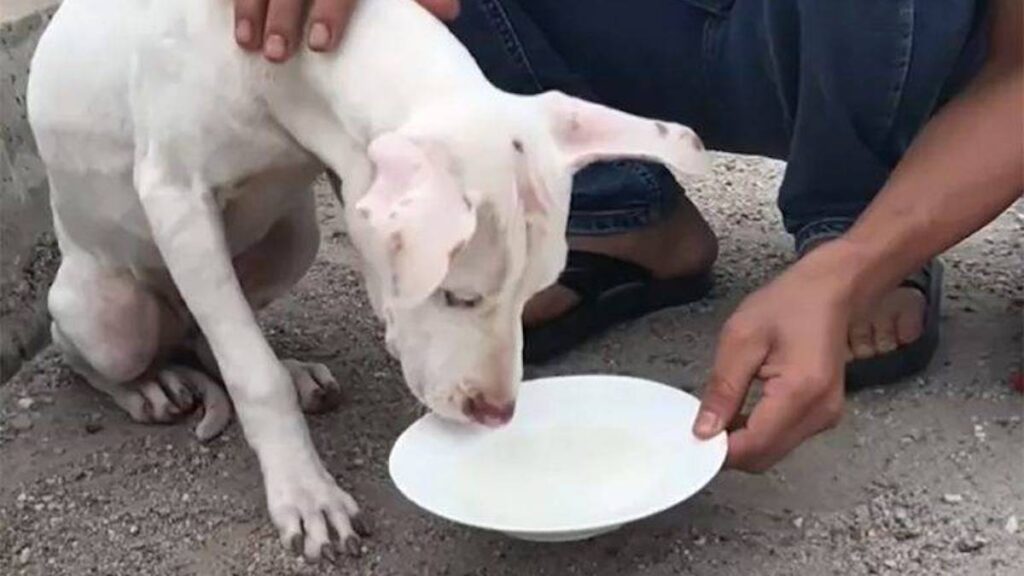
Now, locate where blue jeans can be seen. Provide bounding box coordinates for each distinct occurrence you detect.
[449,0,989,252]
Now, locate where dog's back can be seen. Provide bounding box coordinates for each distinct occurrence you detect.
[28,0,488,264]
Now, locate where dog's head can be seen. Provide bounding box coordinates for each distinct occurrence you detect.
[347,91,708,426]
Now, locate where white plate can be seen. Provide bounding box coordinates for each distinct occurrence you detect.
[388,374,727,542]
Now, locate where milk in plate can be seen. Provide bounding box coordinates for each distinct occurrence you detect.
[452,425,664,528]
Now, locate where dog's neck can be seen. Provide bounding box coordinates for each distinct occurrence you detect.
[262,0,492,173]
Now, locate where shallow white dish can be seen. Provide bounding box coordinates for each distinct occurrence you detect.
[388,374,727,542]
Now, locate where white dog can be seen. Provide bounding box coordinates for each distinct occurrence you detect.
[28,0,708,561]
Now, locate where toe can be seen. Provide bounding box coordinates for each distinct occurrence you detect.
[112,391,151,423]
[302,511,330,561]
[158,370,196,413]
[894,294,926,345]
[308,362,345,402]
[848,321,876,359]
[344,534,363,557]
[175,366,233,441]
[872,318,899,354]
[275,510,303,556]
[285,361,343,414]
[138,380,178,422]
[321,543,338,565]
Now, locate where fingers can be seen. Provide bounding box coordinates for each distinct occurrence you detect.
[236,0,459,62]
[234,0,269,51]
[726,372,843,472]
[694,316,769,439]
[307,0,359,52]
[262,0,307,62]
[417,0,461,20]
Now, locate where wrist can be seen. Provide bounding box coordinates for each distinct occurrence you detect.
[792,237,884,313]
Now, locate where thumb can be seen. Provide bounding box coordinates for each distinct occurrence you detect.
[693,320,768,438]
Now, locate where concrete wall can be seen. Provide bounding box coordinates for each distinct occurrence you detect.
[1,3,61,382]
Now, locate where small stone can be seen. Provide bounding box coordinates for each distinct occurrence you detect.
[956,535,987,553]
[128,525,139,536]
[792,516,805,530]
[1006,515,1019,534]
[352,458,365,468]
[17,546,31,565]
[942,493,964,504]
[17,397,35,410]
[84,422,103,434]
[10,414,33,431]
[693,535,707,546]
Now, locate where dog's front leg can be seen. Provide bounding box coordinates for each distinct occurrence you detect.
[135,157,364,561]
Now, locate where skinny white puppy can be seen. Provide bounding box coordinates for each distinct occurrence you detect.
[28,0,708,560]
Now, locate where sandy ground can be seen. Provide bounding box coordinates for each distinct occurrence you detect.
[1,155,1021,576]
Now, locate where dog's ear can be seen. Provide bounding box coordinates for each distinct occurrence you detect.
[355,133,477,307]
[537,91,710,181]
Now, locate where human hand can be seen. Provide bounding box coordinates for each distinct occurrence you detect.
[234,0,461,62]
[692,241,858,472]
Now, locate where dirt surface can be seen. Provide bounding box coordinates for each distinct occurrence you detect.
[1,155,1021,576]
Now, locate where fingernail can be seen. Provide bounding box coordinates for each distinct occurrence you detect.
[308,22,331,50]
[264,34,288,61]
[694,410,721,437]
[235,19,253,44]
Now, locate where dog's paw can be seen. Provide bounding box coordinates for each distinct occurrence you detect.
[282,359,346,414]
[106,365,233,441]
[265,460,369,562]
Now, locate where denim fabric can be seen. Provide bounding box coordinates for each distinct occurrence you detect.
[448,0,989,242]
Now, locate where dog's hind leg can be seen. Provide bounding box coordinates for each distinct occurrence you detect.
[49,255,231,439]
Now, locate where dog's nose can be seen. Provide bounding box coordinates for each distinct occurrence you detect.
[463,393,516,427]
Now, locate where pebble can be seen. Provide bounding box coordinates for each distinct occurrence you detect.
[84,422,103,434]
[956,535,987,553]
[942,493,964,504]
[792,517,805,530]
[1006,515,1019,535]
[17,397,35,410]
[10,414,33,431]
[18,547,31,565]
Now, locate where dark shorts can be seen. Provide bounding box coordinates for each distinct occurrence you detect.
[449,0,989,250]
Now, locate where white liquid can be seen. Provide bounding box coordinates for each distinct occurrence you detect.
[452,426,663,528]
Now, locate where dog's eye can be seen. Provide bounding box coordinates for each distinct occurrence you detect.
[443,290,483,309]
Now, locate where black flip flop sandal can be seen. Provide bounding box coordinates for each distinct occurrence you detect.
[845,259,944,390]
[523,251,713,364]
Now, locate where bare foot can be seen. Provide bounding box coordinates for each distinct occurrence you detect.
[523,195,718,327]
[847,286,926,359]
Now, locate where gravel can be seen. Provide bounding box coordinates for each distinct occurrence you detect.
[1,155,1020,576]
